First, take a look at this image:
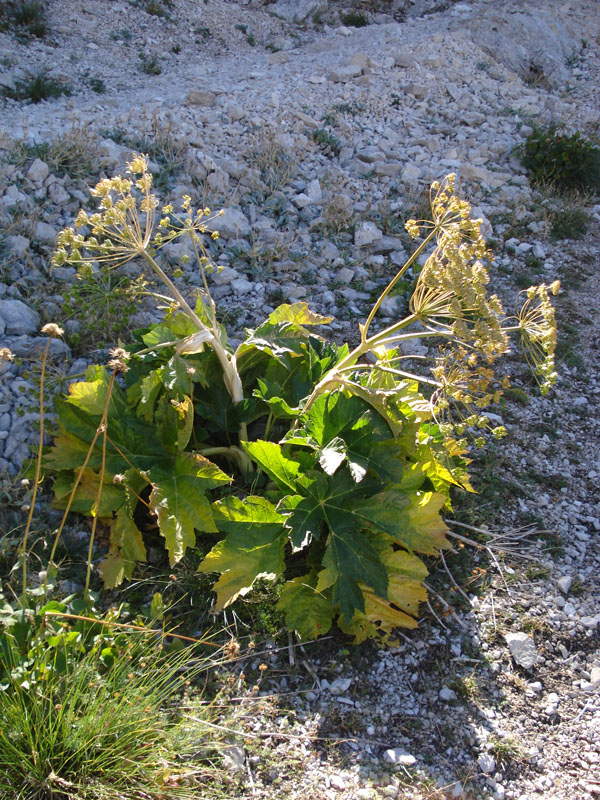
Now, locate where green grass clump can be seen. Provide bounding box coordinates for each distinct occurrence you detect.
[341,11,369,27]
[521,125,600,193]
[0,0,47,38]
[139,53,162,75]
[549,205,591,240]
[312,127,342,157]
[0,613,218,800]
[2,71,71,104]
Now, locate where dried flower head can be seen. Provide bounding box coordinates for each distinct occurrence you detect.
[108,347,131,373]
[0,347,15,363]
[41,323,65,337]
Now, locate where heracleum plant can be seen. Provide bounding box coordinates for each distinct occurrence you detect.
[47,158,558,644]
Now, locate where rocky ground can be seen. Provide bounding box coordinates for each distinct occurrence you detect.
[0,0,599,798]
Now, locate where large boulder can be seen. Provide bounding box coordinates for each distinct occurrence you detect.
[268,0,326,24]
[466,8,578,89]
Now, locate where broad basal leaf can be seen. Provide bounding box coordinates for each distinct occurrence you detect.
[277,575,333,640]
[52,468,126,517]
[149,453,230,565]
[243,440,309,493]
[354,490,450,554]
[279,470,387,622]
[198,496,287,608]
[338,547,428,643]
[99,507,147,588]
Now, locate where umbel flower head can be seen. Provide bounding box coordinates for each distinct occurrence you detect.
[52,154,223,273]
[369,174,559,449]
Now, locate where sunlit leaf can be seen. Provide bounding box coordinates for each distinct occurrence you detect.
[199,499,287,608]
[277,575,333,639]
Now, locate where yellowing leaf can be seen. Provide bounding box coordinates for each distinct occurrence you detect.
[267,303,332,327]
[277,576,333,639]
[339,550,428,644]
[199,524,287,609]
[148,454,227,565]
[354,490,450,554]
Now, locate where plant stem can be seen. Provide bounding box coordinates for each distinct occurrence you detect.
[21,335,52,603]
[361,227,437,342]
[83,372,115,601]
[43,374,115,595]
[139,248,244,405]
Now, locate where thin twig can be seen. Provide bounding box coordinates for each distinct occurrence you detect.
[439,549,471,605]
[423,583,469,631]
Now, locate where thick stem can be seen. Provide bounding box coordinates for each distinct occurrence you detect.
[139,248,244,405]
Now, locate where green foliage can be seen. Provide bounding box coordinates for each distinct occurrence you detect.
[312,127,342,157]
[46,163,559,645]
[549,205,591,240]
[521,125,600,193]
[89,76,106,94]
[144,0,173,17]
[59,269,141,353]
[0,0,47,38]
[0,590,217,799]
[8,124,102,180]
[341,11,369,26]
[2,70,71,103]
[139,52,162,75]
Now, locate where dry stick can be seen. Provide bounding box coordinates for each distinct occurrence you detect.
[424,596,449,632]
[20,334,53,603]
[423,582,469,631]
[445,529,510,590]
[439,549,472,606]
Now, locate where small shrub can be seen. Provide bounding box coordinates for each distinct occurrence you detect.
[59,269,142,354]
[139,53,162,75]
[0,0,47,38]
[312,127,342,157]
[341,11,369,27]
[145,0,172,16]
[2,71,71,103]
[89,76,106,94]
[549,205,591,240]
[521,124,600,193]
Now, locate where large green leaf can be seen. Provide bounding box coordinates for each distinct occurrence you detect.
[285,392,391,482]
[277,575,333,639]
[52,468,126,517]
[148,453,230,565]
[279,470,387,621]
[243,440,307,493]
[236,303,332,362]
[199,497,287,608]
[353,490,450,554]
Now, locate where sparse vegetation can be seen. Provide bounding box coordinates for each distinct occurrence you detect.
[0,0,48,38]
[2,71,71,103]
[521,124,600,193]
